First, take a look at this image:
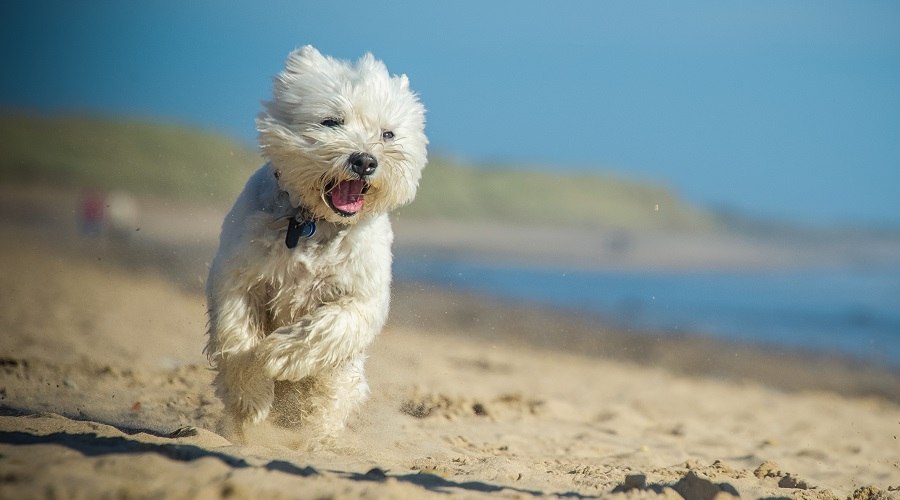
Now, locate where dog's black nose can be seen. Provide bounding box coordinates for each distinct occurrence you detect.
[349,152,378,177]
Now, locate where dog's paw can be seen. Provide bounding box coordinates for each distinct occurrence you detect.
[264,351,314,382]
[260,333,317,382]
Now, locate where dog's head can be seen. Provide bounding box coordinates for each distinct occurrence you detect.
[257,46,428,224]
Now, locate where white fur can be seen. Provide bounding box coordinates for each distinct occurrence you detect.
[205,46,427,444]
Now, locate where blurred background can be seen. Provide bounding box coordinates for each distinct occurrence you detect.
[2,1,899,376]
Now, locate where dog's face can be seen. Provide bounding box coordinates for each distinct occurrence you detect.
[257,46,428,225]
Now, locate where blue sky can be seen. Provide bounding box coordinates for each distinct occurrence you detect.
[2,1,899,227]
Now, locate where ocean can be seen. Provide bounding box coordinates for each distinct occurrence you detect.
[394,255,900,367]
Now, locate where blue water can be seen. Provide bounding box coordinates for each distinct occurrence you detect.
[394,255,900,366]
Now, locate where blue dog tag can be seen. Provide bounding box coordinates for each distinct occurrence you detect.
[285,218,316,248]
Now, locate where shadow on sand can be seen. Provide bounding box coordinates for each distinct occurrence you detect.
[0,422,593,498]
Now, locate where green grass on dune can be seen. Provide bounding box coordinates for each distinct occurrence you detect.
[0,113,260,204]
[0,113,715,230]
[401,158,716,230]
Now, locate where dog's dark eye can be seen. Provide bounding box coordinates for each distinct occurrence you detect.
[382,130,395,140]
[320,118,342,128]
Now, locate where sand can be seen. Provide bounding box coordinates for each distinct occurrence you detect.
[0,186,898,499]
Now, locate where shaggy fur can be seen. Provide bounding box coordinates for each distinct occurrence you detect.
[205,46,427,443]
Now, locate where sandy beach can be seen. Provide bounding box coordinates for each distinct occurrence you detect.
[0,186,898,499]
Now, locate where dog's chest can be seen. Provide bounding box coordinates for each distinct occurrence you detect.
[258,225,358,329]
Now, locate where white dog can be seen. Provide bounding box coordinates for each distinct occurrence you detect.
[204,46,427,443]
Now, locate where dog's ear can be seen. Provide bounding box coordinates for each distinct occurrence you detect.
[284,45,327,74]
[398,74,410,91]
[358,52,390,79]
[296,45,323,60]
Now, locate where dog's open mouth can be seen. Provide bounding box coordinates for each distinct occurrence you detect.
[325,179,369,217]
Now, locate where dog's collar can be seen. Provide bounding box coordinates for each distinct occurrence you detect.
[271,169,317,249]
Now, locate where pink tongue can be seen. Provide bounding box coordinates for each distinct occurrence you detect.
[330,180,366,214]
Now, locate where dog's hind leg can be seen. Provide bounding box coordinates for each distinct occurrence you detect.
[318,353,370,438]
[269,354,370,443]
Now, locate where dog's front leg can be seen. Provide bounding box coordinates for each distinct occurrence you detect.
[213,349,275,426]
[259,298,385,382]
[206,287,275,426]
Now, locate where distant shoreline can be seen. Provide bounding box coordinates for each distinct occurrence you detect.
[393,216,900,272]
